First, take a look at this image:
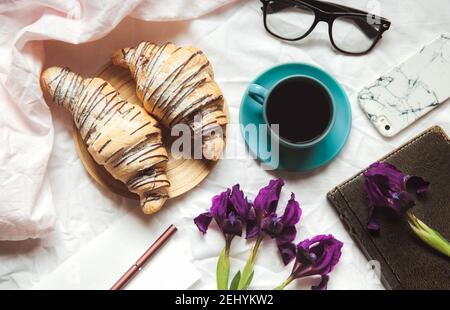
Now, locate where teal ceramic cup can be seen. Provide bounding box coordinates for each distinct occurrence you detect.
[247,75,336,150]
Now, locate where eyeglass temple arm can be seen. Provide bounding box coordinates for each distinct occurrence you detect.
[265,0,379,39]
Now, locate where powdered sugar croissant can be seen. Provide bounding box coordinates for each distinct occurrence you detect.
[41,66,170,214]
[112,42,227,161]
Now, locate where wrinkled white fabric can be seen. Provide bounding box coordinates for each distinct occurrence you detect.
[0,0,234,241]
[0,0,449,289]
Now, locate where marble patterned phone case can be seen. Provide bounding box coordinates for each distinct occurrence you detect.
[358,34,450,137]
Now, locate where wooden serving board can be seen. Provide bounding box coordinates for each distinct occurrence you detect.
[73,62,227,200]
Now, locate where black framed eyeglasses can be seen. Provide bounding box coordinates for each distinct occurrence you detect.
[261,0,391,55]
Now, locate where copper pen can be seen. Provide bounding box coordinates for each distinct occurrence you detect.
[110,224,177,290]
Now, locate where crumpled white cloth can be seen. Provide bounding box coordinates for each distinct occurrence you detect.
[0,0,234,241]
[0,0,449,290]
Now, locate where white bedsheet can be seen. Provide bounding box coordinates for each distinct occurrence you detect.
[0,0,449,289]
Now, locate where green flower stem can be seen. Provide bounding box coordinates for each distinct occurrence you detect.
[237,235,264,290]
[273,276,294,290]
[217,236,232,290]
[407,211,450,258]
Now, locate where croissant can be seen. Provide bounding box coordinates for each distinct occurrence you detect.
[111,42,227,161]
[41,66,170,214]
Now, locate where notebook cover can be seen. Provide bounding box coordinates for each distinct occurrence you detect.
[327,126,450,290]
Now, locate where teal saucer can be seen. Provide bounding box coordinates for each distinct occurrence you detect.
[239,63,352,172]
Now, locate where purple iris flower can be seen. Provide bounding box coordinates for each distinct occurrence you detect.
[275,234,343,290]
[194,184,250,237]
[246,179,302,265]
[363,162,430,231]
[194,184,251,290]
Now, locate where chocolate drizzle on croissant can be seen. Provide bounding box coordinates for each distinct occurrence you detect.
[112,42,227,161]
[41,66,170,214]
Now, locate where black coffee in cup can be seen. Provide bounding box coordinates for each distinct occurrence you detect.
[266,77,333,144]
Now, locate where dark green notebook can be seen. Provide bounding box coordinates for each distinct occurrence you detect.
[327,126,450,290]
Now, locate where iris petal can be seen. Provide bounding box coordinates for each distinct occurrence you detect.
[210,189,230,224]
[281,193,302,226]
[261,213,284,237]
[405,175,430,194]
[277,242,297,265]
[392,191,415,214]
[365,162,404,192]
[222,211,243,236]
[295,245,316,266]
[364,174,390,207]
[246,221,259,239]
[194,212,213,234]
[276,225,297,244]
[367,202,381,231]
[230,184,250,219]
[254,179,284,215]
[312,275,329,290]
